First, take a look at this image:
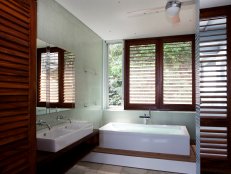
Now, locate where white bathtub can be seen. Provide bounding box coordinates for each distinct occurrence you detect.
[99,122,190,156]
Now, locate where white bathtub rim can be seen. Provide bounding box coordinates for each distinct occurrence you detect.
[100,122,190,137]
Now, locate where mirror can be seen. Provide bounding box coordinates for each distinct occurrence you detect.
[36,39,75,115]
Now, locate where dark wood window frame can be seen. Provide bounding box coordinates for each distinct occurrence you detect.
[124,35,195,111]
[37,47,75,108]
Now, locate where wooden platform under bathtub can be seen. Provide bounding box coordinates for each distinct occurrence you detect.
[93,145,196,162]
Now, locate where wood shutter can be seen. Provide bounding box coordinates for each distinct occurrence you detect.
[163,41,193,105]
[125,39,157,110]
[37,48,75,108]
[124,36,195,111]
[200,6,231,173]
[63,51,75,104]
[0,0,36,173]
[37,48,60,104]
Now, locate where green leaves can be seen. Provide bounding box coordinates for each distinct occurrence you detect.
[108,43,123,106]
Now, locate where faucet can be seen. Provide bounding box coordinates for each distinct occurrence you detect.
[139,109,152,124]
[36,120,51,130]
[56,115,72,124]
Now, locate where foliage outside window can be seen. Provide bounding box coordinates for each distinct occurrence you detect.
[124,35,195,111]
[163,41,192,105]
[37,47,75,108]
[108,43,123,107]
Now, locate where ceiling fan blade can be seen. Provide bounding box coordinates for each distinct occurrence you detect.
[171,15,180,24]
[127,6,164,17]
[181,0,195,7]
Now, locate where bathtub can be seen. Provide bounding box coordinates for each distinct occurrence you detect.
[99,122,190,156]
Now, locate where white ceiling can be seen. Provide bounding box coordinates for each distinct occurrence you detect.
[55,0,231,41]
[200,0,231,9]
[37,39,54,48]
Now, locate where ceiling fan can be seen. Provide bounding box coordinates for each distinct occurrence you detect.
[127,0,195,24]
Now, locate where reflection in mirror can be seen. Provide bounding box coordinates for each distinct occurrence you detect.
[36,39,75,115]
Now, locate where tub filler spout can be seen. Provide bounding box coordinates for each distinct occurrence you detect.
[139,109,152,124]
[139,114,150,124]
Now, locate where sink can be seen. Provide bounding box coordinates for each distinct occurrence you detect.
[61,121,93,130]
[37,121,93,152]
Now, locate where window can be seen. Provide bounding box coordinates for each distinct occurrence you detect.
[124,35,195,111]
[37,47,75,108]
[107,43,123,107]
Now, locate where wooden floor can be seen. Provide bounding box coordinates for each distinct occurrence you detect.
[94,145,196,162]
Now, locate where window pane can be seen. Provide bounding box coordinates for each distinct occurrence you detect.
[163,42,192,104]
[108,43,123,106]
[129,44,156,104]
[64,51,75,103]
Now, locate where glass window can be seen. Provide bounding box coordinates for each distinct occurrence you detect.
[124,35,195,111]
[107,43,123,107]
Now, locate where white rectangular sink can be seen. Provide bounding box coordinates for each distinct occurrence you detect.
[37,121,93,152]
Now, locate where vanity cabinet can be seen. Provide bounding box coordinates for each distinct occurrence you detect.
[36,130,99,174]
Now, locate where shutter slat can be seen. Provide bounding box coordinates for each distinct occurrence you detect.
[201,133,227,139]
[201,139,227,144]
[201,144,227,149]
[201,149,227,155]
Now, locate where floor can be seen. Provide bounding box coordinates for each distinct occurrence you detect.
[66,161,180,174]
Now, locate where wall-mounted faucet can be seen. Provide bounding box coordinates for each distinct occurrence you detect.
[56,115,72,124]
[36,120,51,130]
[139,109,152,125]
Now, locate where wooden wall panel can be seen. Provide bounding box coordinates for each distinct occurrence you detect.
[0,0,36,173]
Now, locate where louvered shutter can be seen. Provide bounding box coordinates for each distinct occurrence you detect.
[39,51,59,103]
[48,51,59,103]
[125,37,194,110]
[0,0,36,173]
[125,41,156,108]
[163,41,193,104]
[200,6,231,172]
[37,48,75,108]
[64,51,75,104]
[200,16,228,159]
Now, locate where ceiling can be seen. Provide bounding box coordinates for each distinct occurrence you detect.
[200,0,231,9]
[55,0,231,41]
[37,39,54,48]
